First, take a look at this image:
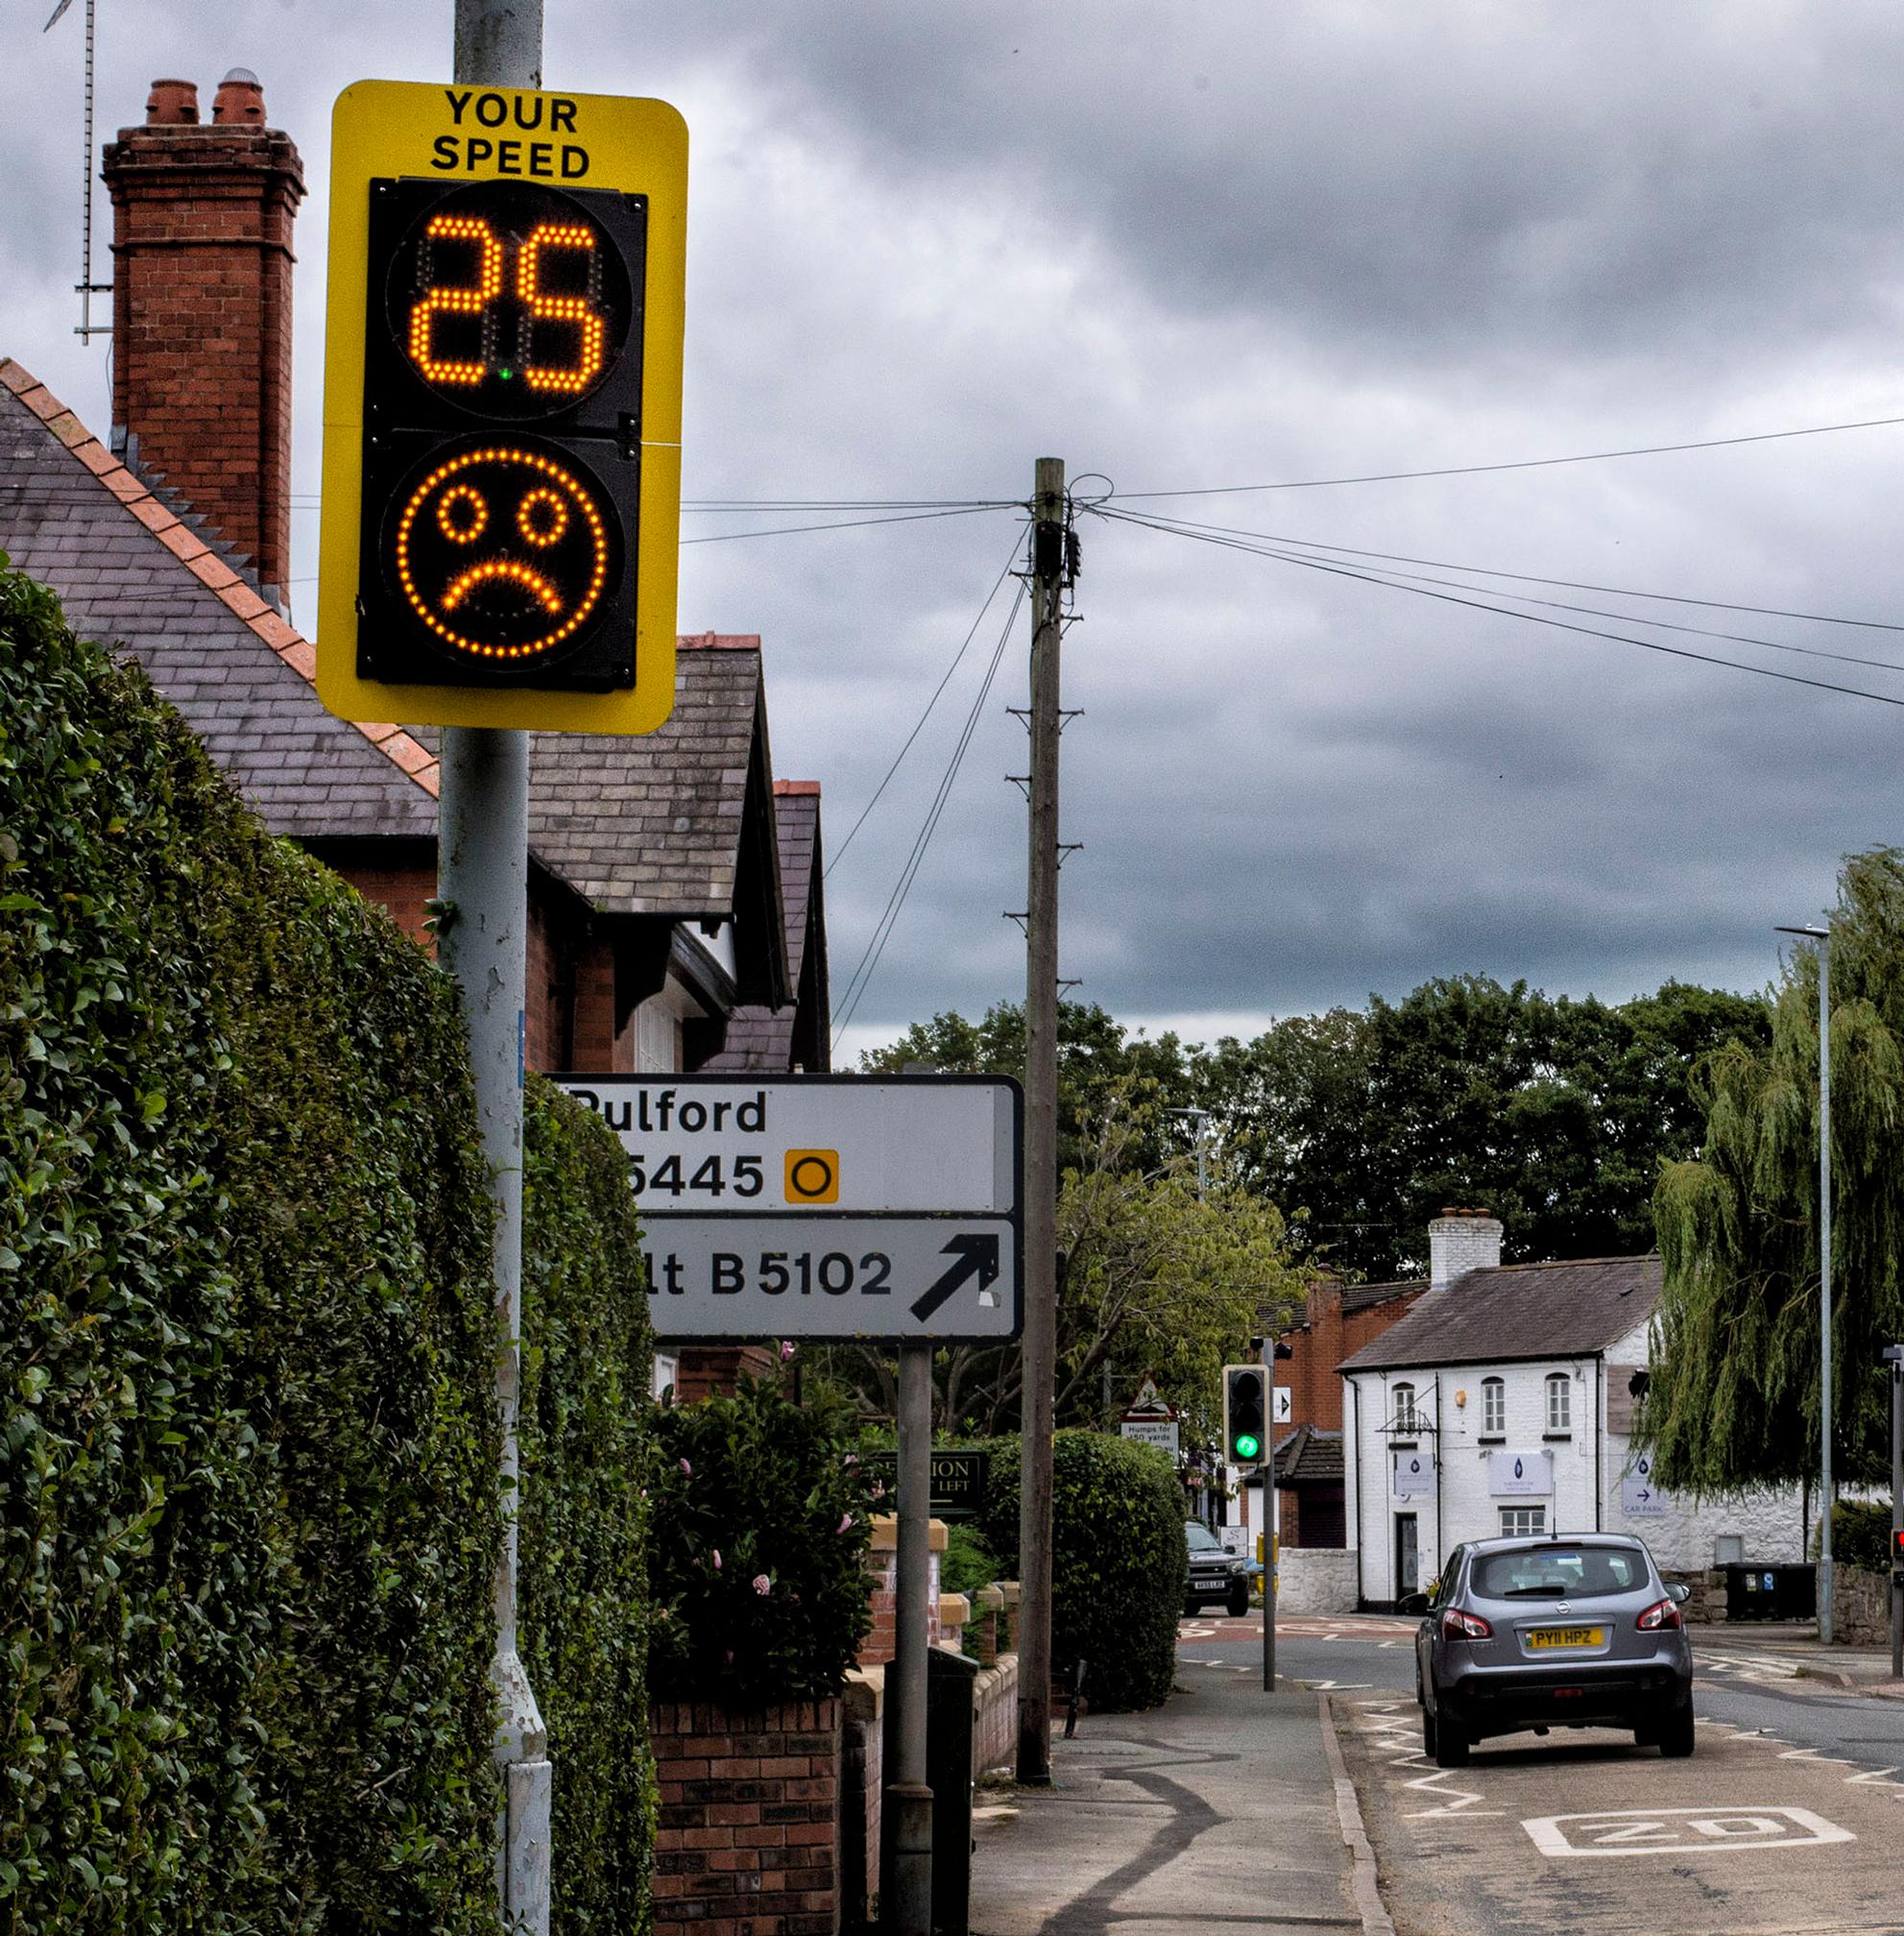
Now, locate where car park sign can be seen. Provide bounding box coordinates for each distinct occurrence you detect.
[559,1074,1022,1343]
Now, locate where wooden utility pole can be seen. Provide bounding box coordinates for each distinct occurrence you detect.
[1016,456,1065,1783]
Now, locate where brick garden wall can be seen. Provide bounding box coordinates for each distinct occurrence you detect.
[651,1698,842,1936]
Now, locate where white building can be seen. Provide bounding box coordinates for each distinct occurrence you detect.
[1339,1214,1804,1608]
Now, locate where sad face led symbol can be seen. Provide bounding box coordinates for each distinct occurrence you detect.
[392,444,613,663]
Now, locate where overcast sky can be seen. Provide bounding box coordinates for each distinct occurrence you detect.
[10,2,1902,1060]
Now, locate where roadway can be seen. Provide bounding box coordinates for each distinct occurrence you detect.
[1178,1611,1904,1935]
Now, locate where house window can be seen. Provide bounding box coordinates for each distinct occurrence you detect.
[1545,1372,1572,1434]
[1501,1506,1546,1537]
[1481,1377,1506,1435]
[1392,1382,1416,1433]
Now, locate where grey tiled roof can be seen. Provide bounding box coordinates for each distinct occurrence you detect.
[1338,1255,1663,1373]
[704,783,823,1073]
[0,378,437,839]
[1273,1425,1344,1485]
[1342,1278,1419,1317]
[0,365,783,927]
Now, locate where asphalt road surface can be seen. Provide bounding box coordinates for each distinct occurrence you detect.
[1179,1612,1904,1935]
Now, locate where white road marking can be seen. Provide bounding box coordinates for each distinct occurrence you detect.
[1523,1805,1855,1858]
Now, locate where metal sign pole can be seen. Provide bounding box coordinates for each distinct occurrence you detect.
[442,7,547,1930]
[889,1343,934,1936]
[1261,1340,1277,1693]
[1889,1346,1902,1682]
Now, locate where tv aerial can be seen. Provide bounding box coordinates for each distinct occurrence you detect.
[44,0,111,340]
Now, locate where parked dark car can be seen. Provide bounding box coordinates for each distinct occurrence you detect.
[1184,1520,1250,1616]
[1402,1534,1694,1767]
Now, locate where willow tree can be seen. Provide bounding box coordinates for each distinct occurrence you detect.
[1645,849,1904,1492]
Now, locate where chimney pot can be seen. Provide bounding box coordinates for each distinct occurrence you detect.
[145,79,199,125]
[213,68,265,126]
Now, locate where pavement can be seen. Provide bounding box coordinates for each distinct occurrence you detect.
[968,1672,1382,1936]
[1688,1621,1904,1700]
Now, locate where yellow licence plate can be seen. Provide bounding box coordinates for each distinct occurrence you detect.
[1527,1626,1603,1650]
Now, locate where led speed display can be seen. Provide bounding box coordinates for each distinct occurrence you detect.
[356,175,646,690]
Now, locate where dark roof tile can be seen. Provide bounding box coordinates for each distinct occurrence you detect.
[1338,1256,1662,1373]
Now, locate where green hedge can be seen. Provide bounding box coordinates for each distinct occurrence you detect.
[648,1377,879,1706]
[519,1077,657,1934]
[1,565,660,1933]
[973,1430,1185,1711]
[1830,1498,1896,1575]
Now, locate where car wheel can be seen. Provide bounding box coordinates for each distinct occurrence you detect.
[1421,1705,1437,1758]
[1226,1585,1249,1617]
[1433,1709,1470,1769]
[1660,1707,1696,1758]
[1183,1598,1199,1618]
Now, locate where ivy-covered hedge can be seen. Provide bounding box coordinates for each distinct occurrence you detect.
[0,565,502,1930]
[974,1429,1186,1711]
[2,565,661,1933]
[519,1076,656,1934]
[1828,1498,1895,1575]
[647,1377,879,1707]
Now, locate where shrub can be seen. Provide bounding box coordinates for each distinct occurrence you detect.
[648,1378,879,1706]
[519,1076,656,1934]
[0,565,501,1931]
[1831,1497,1895,1575]
[974,1429,1186,1711]
[941,1524,1000,1601]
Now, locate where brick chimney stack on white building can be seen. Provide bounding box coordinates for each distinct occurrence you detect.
[1429,1209,1503,1291]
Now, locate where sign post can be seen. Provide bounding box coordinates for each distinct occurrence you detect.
[560,1073,1022,1936]
[320,27,688,1930]
[1885,1343,1902,1681]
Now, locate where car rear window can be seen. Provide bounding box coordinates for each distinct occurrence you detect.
[1471,1546,1644,1600]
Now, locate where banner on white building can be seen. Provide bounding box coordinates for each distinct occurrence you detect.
[1620,1452,1668,1516]
[1488,1450,1553,1496]
[1391,1450,1435,1499]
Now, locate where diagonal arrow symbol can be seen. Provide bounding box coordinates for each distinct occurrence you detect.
[910,1232,1000,1322]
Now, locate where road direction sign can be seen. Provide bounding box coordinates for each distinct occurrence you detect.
[1272,1384,1292,1425]
[559,1074,1022,1343]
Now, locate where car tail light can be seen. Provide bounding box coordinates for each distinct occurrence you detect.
[1441,1607,1492,1640]
[1637,1597,1682,1632]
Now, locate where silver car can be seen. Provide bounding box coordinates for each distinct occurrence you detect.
[1405,1534,1694,1767]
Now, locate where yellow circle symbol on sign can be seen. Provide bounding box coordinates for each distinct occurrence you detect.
[392,443,612,662]
[784,1150,840,1204]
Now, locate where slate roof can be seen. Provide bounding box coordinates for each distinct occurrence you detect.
[1343,1278,1418,1317]
[1273,1425,1344,1486]
[703,780,826,1074]
[0,363,441,830]
[0,361,783,933]
[1338,1255,1663,1374]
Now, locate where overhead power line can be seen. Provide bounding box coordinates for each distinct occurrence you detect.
[1092,505,1904,712]
[1117,510,1904,676]
[1115,411,1904,501]
[831,577,1028,1044]
[827,534,1024,879]
[1107,509,1904,638]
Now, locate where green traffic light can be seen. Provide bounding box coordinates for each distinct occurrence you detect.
[1234,1433,1261,1460]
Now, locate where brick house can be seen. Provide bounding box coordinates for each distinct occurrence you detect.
[1265,1270,1430,1548]
[0,70,827,1091]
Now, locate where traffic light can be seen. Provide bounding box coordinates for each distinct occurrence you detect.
[320,82,686,736]
[1224,1365,1267,1466]
[1892,1525,1904,1585]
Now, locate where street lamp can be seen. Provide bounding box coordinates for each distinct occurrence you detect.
[1776,922,1833,1644]
[1883,1343,1902,1681]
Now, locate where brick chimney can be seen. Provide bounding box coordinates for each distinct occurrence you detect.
[103,69,304,605]
[1429,1208,1503,1291]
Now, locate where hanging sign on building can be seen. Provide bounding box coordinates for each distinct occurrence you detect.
[1619,1452,1669,1516]
[1391,1450,1435,1499]
[1488,1450,1554,1496]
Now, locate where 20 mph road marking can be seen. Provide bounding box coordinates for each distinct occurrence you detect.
[1523,1805,1855,1857]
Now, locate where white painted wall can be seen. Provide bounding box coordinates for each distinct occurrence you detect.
[1345,1343,1804,1605]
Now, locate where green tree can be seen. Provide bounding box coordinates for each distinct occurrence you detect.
[1644,850,1904,1491]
